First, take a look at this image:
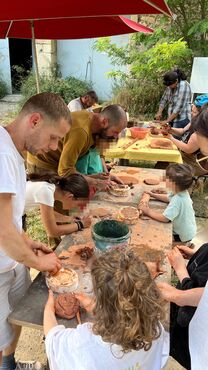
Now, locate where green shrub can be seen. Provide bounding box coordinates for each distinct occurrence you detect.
[95,37,193,118]
[0,78,8,99]
[20,71,92,106]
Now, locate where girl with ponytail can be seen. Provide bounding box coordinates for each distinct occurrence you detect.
[25,173,91,240]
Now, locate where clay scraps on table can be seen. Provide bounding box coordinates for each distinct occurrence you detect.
[90,207,112,218]
[113,173,138,185]
[149,138,174,150]
[76,246,94,261]
[59,243,94,268]
[55,293,79,320]
[143,178,160,186]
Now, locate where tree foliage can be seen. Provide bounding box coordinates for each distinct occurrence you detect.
[94,0,208,116]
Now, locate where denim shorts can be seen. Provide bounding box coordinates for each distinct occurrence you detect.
[0,264,31,351]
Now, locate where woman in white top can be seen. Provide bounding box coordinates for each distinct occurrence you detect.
[44,248,169,370]
[25,174,91,239]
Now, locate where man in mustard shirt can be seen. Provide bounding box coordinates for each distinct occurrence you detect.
[27,104,127,187]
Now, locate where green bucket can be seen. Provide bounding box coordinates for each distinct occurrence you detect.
[92,219,131,251]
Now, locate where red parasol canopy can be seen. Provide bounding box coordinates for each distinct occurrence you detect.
[0,16,154,39]
[0,1,172,22]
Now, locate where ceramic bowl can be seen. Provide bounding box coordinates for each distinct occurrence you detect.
[129,127,149,139]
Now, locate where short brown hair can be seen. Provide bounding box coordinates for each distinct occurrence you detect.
[91,248,165,353]
[166,163,194,191]
[82,90,98,103]
[20,92,71,125]
[100,104,127,127]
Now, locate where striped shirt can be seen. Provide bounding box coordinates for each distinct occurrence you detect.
[159,80,191,122]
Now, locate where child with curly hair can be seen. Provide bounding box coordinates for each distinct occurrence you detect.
[44,248,169,370]
[140,163,196,243]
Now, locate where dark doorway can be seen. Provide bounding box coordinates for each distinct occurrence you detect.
[9,38,32,93]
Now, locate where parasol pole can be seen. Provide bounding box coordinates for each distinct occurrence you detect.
[31,21,40,93]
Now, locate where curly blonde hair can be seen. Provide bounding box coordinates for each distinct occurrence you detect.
[91,248,165,353]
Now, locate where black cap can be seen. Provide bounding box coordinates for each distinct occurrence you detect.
[163,71,178,86]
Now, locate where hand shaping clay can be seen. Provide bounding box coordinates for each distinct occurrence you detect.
[55,293,79,320]
[150,127,160,135]
[46,268,78,293]
[150,138,173,150]
[138,193,150,216]
[144,178,160,185]
[151,188,167,194]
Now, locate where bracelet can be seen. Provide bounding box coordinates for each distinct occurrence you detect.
[75,220,84,231]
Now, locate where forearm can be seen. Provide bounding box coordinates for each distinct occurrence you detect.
[44,308,58,336]
[171,287,203,307]
[0,225,39,268]
[147,209,170,223]
[151,194,169,203]
[170,136,195,153]
[170,127,184,136]
[175,266,190,283]
[46,222,79,238]
[166,112,178,123]
[54,211,74,223]
[101,157,108,173]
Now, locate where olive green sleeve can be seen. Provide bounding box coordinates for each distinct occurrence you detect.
[58,128,89,176]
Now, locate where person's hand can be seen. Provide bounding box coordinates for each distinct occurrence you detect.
[157,282,178,302]
[75,293,95,313]
[155,113,162,121]
[106,162,117,171]
[81,215,92,228]
[45,289,55,313]
[138,204,150,215]
[38,252,61,275]
[144,190,156,197]
[109,174,124,185]
[167,247,186,271]
[96,179,111,191]
[176,244,195,260]
[92,173,110,180]
[145,261,166,279]
[29,240,52,255]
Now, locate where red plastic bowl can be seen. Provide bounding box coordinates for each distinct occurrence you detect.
[129,127,149,139]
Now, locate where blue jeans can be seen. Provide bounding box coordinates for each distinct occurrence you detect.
[172,117,190,129]
[171,118,190,139]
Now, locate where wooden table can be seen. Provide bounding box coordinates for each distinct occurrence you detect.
[104,130,182,164]
[9,167,172,330]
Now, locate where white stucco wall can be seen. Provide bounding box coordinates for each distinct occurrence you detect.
[0,39,12,93]
[57,35,129,101]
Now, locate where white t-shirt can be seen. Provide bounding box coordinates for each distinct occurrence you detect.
[0,126,26,272]
[24,181,55,213]
[189,281,208,370]
[68,97,93,112]
[45,322,169,370]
